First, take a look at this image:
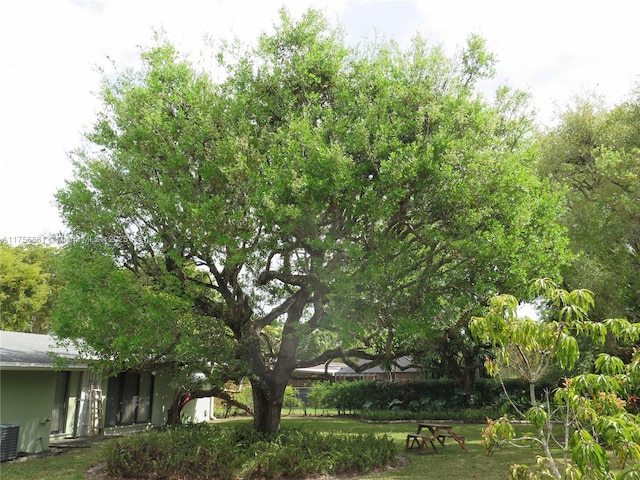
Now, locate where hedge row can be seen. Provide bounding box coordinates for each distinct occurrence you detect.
[306,377,559,415]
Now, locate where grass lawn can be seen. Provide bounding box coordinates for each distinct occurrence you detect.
[0,441,109,480]
[282,417,545,480]
[0,417,549,480]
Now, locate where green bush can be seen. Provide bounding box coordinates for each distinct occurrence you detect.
[317,379,464,414]
[104,422,396,479]
[307,381,332,414]
[360,407,502,422]
[314,378,562,416]
[105,423,245,479]
[283,385,304,413]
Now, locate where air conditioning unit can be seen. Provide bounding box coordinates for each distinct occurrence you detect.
[0,425,20,462]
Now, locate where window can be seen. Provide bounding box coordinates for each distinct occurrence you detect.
[50,372,70,434]
[104,371,154,427]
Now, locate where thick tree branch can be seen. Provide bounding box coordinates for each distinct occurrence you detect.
[296,346,410,371]
[185,385,254,416]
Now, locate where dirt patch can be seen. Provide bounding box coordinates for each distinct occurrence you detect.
[85,462,110,480]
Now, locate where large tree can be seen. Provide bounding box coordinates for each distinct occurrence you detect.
[53,10,569,433]
[539,90,640,324]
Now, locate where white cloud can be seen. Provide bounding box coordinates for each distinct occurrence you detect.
[414,0,640,121]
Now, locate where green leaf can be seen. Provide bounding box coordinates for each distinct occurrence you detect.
[594,354,625,375]
[572,430,610,473]
[525,406,548,429]
[555,334,579,370]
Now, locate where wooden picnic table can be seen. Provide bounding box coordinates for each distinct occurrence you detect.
[405,423,467,454]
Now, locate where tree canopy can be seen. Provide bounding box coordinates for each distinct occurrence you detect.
[540,90,640,323]
[0,242,58,333]
[53,9,570,433]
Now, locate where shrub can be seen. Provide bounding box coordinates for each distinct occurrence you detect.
[307,381,332,414]
[315,377,563,417]
[283,385,304,413]
[360,406,502,422]
[105,422,396,479]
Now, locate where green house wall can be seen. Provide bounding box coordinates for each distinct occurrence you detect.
[0,370,57,453]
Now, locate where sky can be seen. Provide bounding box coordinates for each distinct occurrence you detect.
[1,0,640,242]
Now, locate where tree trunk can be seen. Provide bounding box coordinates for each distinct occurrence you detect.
[167,390,186,425]
[167,406,182,425]
[437,327,480,408]
[243,289,309,434]
[251,379,286,434]
[458,366,477,408]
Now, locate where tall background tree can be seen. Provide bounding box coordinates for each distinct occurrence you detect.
[539,89,640,325]
[53,9,569,433]
[0,242,58,333]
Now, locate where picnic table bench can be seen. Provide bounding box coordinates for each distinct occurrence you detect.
[405,423,467,454]
[405,433,437,453]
